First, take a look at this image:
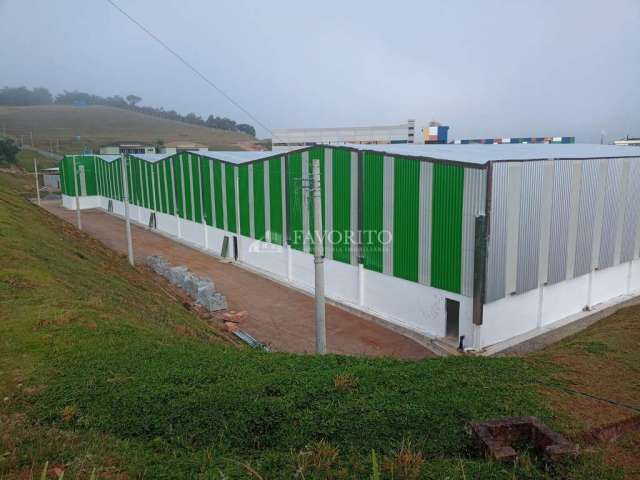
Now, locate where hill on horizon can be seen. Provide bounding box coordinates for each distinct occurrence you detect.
[0,105,260,153]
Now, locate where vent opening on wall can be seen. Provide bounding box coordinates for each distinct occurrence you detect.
[148,212,157,229]
[107,200,113,213]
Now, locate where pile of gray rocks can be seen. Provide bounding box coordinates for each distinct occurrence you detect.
[146,255,228,312]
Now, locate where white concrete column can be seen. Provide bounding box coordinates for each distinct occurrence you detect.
[358,263,365,306]
[536,284,544,329]
[287,245,293,282]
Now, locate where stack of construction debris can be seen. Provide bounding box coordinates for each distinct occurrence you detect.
[145,255,227,312]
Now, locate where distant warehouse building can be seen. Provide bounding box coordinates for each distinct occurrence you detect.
[99,143,156,155]
[453,136,575,145]
[272,120,416,152]
[59,144,640,352]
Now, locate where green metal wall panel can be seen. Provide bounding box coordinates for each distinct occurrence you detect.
[105,159,113,199]
[238,164,251,236]
[172,156,184,218]
[190,155,202,222]
[84,156,98,196]
[164,160,175,215]
[181,154,193,220]
[200,158,213,226]
[393,157,420,282]
[287,152,303,250]
[307,147,325,255]
[133,157,142,206]
[213,161,224,229]
[269,157,284,245]
[61,155,100,197]
[225,163,237,233]
[431,163,464,293]
[253,162,266,240]
[157,160,166,213]
[113,158,121,200]
[362,151,384,272]
[332,148,352,264]
[142,160,150,207]
[153,162,161,211]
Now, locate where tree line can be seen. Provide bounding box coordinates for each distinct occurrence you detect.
[0,86,256,137]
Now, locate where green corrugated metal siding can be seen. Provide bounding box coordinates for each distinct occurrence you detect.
[60,155,99,196]
[190,155,202,222]
[61,148,477,299]
[431,163,464,293]
[287,151,303,250]
[393,156,420,282]
[213,161,224,229]
[332,148,352,263]
[269,156,284,245]
[308,147,325,255]
[201,158,213,226]
[172,156,184,217]
[141,160,150,207]
[153,161,162,211]
[134,159,142,205]
[115,158,123,201]
[181,155,193,220]
[238,164,251,236]
[157,160,167,213]
[165,159,175,215]
[225,163,237,233]
[362,151,384,272]
[252,162,266,240]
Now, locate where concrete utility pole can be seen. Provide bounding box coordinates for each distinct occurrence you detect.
[72,156,82,230]
[311,158,326,354]
[33,158,40,206]
[120,153,135,266]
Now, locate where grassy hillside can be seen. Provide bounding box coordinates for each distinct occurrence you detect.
[0,105,257,154]
[15,149,59,171]
[0,171,629,479]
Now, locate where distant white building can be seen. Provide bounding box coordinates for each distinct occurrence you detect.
[160,141,209,154]
[614,138,640,147]
[271,120,415,152]
[99,143,156,155]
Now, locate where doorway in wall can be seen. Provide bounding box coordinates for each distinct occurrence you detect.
[445,298,460,339]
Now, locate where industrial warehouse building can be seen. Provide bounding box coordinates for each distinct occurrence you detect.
[59,144,640,351]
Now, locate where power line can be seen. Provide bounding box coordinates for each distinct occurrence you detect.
[105,0,276,140]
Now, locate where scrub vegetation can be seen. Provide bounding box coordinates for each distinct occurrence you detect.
[0,171,632,479]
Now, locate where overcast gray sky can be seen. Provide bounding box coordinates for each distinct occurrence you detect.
[1,0,639,142]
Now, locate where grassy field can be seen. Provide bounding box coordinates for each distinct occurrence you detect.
[0,171,635,479]
[15,149,59,172]
[0,105,257,154]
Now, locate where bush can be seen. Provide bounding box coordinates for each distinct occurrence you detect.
[0,138,19,165]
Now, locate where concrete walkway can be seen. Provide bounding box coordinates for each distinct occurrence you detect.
[41,201,432,360]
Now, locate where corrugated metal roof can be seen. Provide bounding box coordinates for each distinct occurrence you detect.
[128,153,175,162]
[340,143,640,165]
[198,150,284,164]
[95,154,120,162]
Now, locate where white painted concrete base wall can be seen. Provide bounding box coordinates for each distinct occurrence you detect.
[62,194,101,210]
[62,195,640,349]
[480,260,640,348]
[61,195,470,342]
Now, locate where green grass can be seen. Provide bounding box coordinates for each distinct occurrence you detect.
[0,105,254,154]
[15,149,59,171]
[0,172,622,479]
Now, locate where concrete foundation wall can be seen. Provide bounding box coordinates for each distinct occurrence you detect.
[62,194,638,349]
[62,194,101,210]
[481,261,638,348]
